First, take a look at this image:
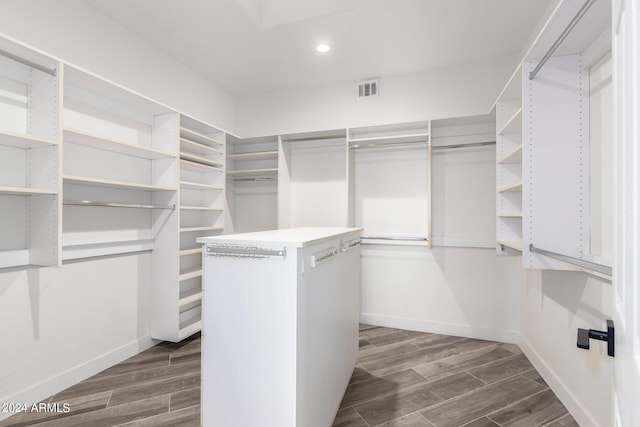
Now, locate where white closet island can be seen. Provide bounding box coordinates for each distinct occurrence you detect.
[198,227,362,427]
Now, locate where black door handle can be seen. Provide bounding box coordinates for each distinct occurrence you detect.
[577,319,614,357]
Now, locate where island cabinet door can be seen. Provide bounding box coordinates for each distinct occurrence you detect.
[296,233,361,427]
[201,246,299,427]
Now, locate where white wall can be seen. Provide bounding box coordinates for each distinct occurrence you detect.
[235,57,516,137]
[0,255,153,417]
[0,0,235,132]
[519,270,612,427]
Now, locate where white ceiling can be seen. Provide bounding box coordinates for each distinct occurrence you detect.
[84,0,554,95]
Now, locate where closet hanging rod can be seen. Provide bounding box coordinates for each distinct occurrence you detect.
[528,0,596,80]
[64,200,176,210]
[432,141,496,151]
[232,177,277,182]
[529,244,611,276]
[350,141,428,150]
[361,235,429,242]
[0,48,57,76]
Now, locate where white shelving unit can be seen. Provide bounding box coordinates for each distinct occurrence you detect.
[495,64,524,255]
[0,38,61,269]
[226,134,279,233]
[150,114,225,342]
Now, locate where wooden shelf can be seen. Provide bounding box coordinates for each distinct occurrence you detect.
[498,181,523,193]
[180,138,223,156]
[226,168,278,176]
[498,108,523,136]
[180,159,223,173]
[180,180,223,191]
[0,186,57,195]
[227,151,278,161]
[180,152,224,168]
[63,175,176,191]
[180,206,223,211]
[180,247,203,256]
[179,289,203,307]
[497,144,523,164]
[0,130,58,148]
[179,267,202,282]
[64,128,176,159]
[180,226,224,233]
[180,127,223,149]
[497,239,523,252]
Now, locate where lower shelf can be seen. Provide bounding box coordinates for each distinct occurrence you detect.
[497,239,524,252]
[62,239,154,261]
[0,249,30,269]
[180,226,223,233]
[178,319,202,341]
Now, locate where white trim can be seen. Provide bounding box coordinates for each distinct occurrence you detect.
[518,334,600,427]
[360,312,518,344]
[0,336,155,421]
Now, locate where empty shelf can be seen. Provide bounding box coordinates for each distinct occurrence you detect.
[180,159,223,173]
[180,226,224,232]
[180,180,223,191]
[0,249,30,269]
[348,133,430,145]
[498,182,523,193]
[179,289,203,308]
[63,176,176,191]
[180,206,223,211]
[62,239,155,261]
[180,247,203,256]
[497,144,523,164]
[497,239,524,252]
[0,130,58,148]
[178,319,202,341]
[64,128,176,159]
[227,151,278,161]
[226,168,278,177]
[499,212,523,218]
[181,138,223,156]
[180,127,223,149]
[179,267,202,282]
[498,108,522,136]
[180,152,224,168]
[0,186,57,195]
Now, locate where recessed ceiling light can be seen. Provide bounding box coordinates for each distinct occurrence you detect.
[316,44,330,53]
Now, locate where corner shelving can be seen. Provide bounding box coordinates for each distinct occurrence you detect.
[495,63,523,255]
[150,114,225,343]
[226,134,279,233]
[0,39,61,269]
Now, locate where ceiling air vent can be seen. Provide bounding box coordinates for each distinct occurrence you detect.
[357,79,379,98]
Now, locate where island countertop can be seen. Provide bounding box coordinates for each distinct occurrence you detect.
[196,226,363,248]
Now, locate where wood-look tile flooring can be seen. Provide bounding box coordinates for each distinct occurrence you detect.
[0,325,578,427]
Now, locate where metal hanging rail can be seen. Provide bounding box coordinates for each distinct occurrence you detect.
[529,244,612,276]
[349,141,428,150]
[0,48,57,76]
[232,177,277,182]
[361,235,429,242]
[432,141,496,151]
[528,0,596,80]
[64,200,176,210]
[205,244,286,259]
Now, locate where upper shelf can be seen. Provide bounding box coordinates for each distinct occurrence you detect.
[180,152,224,168]
[63,175,176,191]
[227,151,278,161]
[0,186,57,195]
[498,108,522,136]
[0,130,58,149]
[180,127,224,150]
[498,181,523,193]
[226,168,278,177]
[64,128,176,159]
[180,159,224,173]
[348,133,429,146]
[497,144,523,164]
[180,138,223,156]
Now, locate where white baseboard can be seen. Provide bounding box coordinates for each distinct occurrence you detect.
[360,312,519,344]
[518,335,600,427]
[0,336,156,422]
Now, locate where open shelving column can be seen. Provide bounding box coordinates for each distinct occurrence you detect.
[226,134,278,233]
[496,64,524,255]
[0,38,61,269]
[166,115,226,341]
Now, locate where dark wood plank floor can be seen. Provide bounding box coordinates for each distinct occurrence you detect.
[0,325,578,426]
